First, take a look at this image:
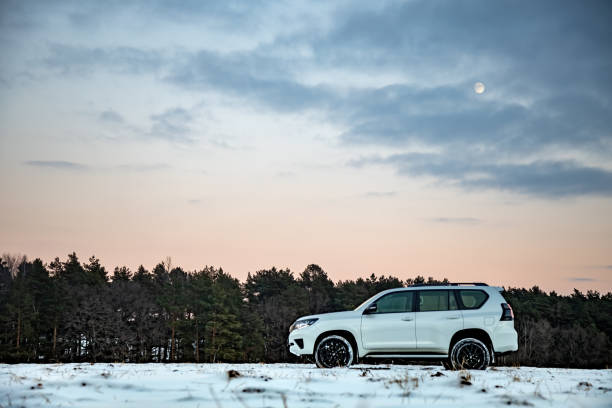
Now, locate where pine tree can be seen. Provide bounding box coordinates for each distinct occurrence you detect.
[188,268,214,363]
[204,269,243,362]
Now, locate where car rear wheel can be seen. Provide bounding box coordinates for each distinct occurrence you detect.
[450,338,490,370]
[314,335,354,368]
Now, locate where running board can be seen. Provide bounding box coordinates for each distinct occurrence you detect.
[365,354,448,359]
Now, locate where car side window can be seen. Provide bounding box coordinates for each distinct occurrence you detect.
[418,290,450,312]
[374,291,414,313]
[458,290,488,309]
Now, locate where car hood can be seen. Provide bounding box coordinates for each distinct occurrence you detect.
[296,310,360,322]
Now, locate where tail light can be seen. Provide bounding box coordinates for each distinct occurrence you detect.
[500,303,514,321]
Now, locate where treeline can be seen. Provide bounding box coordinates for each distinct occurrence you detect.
[0,253,610,368]
[501,287,611,368]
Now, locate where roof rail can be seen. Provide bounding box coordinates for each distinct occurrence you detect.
[408,282,488,287]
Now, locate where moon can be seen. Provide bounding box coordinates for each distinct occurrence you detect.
[474,81,486,94]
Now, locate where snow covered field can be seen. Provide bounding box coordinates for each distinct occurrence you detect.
[1,363,610,408]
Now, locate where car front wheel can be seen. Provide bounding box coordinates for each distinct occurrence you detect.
[450,338,490,370]
[314,335,354,368]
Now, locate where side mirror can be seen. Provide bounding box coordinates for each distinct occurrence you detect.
[364,303,377,314]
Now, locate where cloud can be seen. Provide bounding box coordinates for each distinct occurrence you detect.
[568,277,596,282]
[115,163,170,172]
[209,138,251,151]
[25,161,170,173]
[339,86,611,157]
[148,107,194,142]
[67,0,274,32]
[363,191,397,198]
[350,154,612,197]
[320,1,612,91]
[26,1,612,198]
[37,3,612,147]
[24,160,88,170]
[166,50,336,112]
[99,110,124,123]
[427,217,481,225]
[44,44,166,76]
[97,107,196,143]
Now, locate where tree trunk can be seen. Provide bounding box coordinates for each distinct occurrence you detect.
[16,309,21,349]
[195,317,200,363]
[171,319,176,361]
[138,328,144,362]
[52,324,57,357]
[91,327,96,363]
[211,322,216,363]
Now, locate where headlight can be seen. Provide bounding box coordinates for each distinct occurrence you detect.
[289,318,318,333]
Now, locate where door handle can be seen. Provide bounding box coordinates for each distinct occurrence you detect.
[401,317,414,321]
[447,315,460,320]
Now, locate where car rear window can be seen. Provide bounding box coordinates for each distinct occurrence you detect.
[458,290,488,309]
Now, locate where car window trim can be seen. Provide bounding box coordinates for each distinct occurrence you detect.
[449,289,460,311]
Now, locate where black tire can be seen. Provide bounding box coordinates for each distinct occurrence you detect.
[314,335,355,368]
[450,338,490,370]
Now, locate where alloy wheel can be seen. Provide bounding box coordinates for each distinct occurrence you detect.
[315,335,353,368]
[450,338,490,370]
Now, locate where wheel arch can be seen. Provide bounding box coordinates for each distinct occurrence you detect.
[449,328,494,354]
[314,330,359,362]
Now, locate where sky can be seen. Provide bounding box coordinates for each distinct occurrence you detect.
[1,0,611,293]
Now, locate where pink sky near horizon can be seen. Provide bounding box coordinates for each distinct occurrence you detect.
[1,165,610,294]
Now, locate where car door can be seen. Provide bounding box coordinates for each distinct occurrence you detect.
[361,291,417,351]
[415,290,463,353]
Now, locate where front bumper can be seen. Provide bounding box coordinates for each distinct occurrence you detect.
[288,327,317,356]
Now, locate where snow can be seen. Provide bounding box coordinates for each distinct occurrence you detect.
[1,363,611,408]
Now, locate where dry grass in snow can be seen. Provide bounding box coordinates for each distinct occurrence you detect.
[1,363,611,407]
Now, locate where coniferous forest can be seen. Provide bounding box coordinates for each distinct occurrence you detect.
[1,253,610,368]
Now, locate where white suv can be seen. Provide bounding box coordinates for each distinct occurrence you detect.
[288,283,518,369]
